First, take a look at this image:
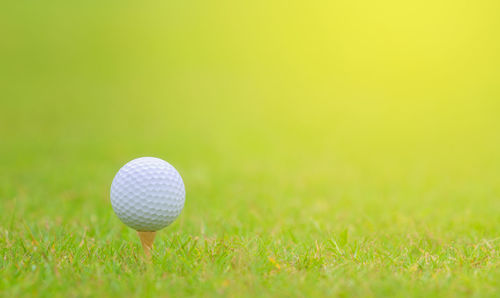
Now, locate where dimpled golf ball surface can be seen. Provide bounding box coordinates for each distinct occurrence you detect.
[110,157,185,231]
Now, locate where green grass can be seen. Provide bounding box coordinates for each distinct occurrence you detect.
[1,104,499,297]
[1,1,500,297]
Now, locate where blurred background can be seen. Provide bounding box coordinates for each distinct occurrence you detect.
[1,1,499,237]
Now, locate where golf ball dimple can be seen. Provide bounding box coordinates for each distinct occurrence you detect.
[110,157,185,231]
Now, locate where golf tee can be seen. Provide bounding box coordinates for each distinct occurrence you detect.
[137,231,156,257]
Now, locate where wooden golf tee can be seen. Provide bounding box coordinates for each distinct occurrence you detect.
[137,231,156,258]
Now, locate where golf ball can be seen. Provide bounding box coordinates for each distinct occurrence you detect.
[110,157,185,231]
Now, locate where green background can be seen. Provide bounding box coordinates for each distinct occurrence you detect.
[1,1,499,296]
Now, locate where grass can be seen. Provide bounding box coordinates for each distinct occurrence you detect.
[1,1,500,297]
[1,122,499,297]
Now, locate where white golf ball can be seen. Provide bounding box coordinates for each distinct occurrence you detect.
[110,157,185,231]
